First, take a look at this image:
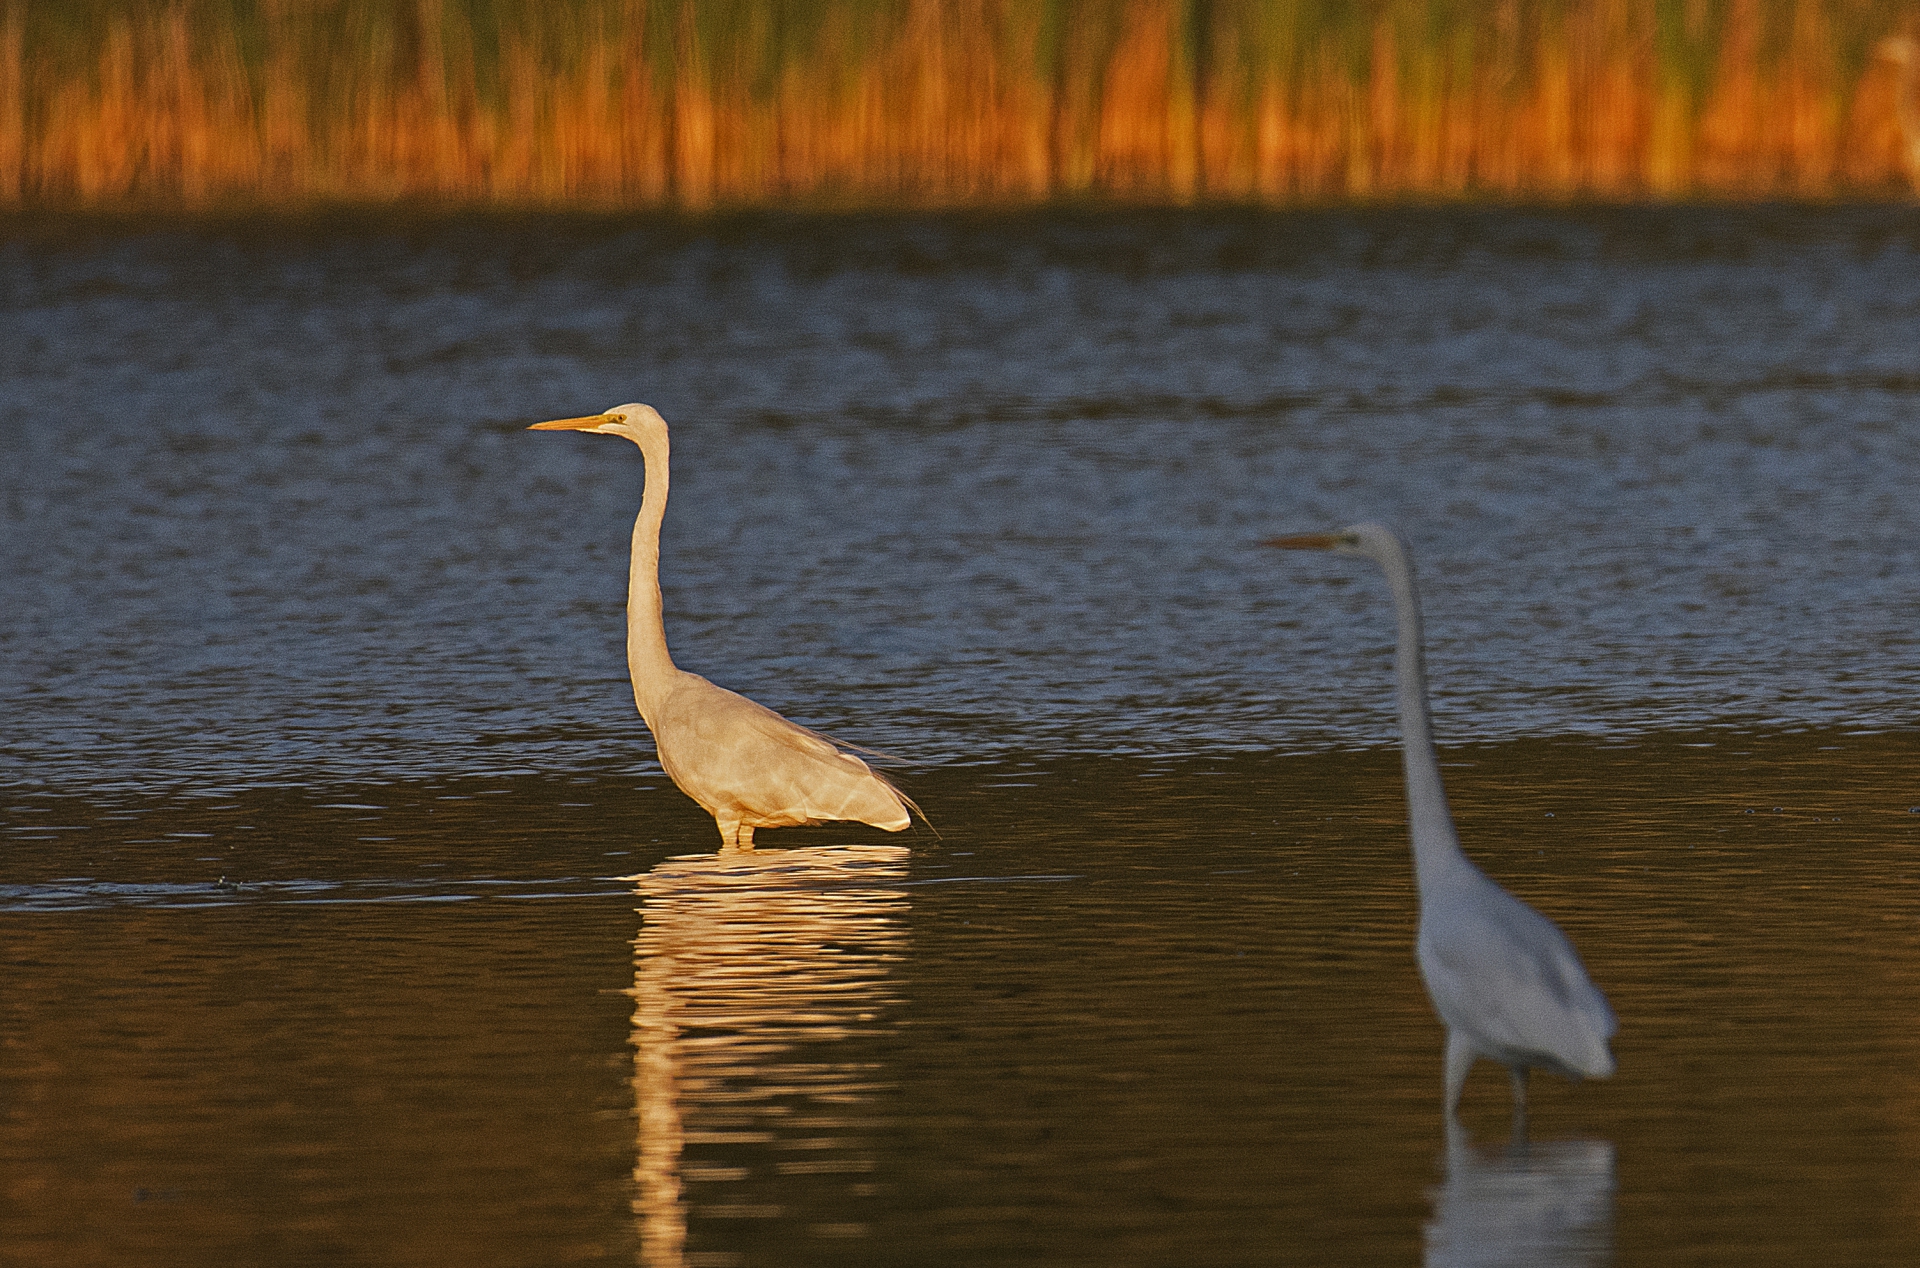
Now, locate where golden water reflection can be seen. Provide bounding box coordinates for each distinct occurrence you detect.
[1425,1124,1615,1267]
[629,844,911,1267]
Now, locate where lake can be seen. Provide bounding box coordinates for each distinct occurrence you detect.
[3,205,1918,1264]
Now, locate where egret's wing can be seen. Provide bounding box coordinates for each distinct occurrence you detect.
[1419,883,1615,1077]
[730,699,921,828]
[716,686,925,823]
[651,675,915,831]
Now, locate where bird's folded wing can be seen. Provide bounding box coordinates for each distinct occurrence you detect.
[657,677,910,828]
[1422,899,1615,1065]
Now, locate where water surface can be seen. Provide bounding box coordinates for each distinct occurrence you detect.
[3,207,1919,1264]
[5,207,1919,786]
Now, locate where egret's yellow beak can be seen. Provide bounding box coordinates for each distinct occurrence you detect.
[528,414,614,431]
[1264,532,1343,550]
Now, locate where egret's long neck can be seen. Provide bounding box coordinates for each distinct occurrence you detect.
[1372,538,1474,893]
[626,429,678,719]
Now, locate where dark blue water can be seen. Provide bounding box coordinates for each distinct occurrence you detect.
[3,207,1919,1266]
[5,208,1919,792]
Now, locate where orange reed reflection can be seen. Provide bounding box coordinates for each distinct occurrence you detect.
[628,844,910,1268]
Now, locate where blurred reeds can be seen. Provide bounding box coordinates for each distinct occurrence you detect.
[1,0,1917,209]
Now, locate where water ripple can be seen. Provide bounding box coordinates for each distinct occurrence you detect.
[0,875,632,912]
[4,207,1918,795]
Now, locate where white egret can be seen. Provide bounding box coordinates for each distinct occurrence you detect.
[1269,523,1615,1123]
[531,404,917,851]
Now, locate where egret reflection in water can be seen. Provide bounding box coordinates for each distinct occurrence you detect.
[628,844,911,1266]
[1426,1126,1616,1267]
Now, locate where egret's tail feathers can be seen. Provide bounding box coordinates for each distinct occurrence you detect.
[773,758,925,836]
[782,716,934,834]
[869,770,935,838]
[781,716,910,767]
[1552,1023,1616,1082]
[1578,1043,1616,1081]
[834,769,919,835]
[811,735,933,837]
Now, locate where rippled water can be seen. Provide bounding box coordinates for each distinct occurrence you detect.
[5,207,1920,787]
[3,207,1919,1264]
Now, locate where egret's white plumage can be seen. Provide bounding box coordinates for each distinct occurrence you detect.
[1270,523,1615,1122]
[531,403,916,852]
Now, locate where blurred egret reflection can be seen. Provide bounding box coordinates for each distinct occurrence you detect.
[629,845,911,1265]
[1426,1126,1615,1267]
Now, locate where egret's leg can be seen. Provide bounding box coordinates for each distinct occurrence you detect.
[716,817,745,851]
[736,825,755,852]
[1443,1031,1476,1118]
[1508,1065,1530,1140]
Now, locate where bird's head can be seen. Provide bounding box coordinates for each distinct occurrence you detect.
[527,402,668,445]
[1263,521,1400,560]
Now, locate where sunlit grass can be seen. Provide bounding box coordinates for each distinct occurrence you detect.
[0,0,1914,208]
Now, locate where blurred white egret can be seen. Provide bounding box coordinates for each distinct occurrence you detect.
[1269,523,1615,1123]
[531,404,917,851]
